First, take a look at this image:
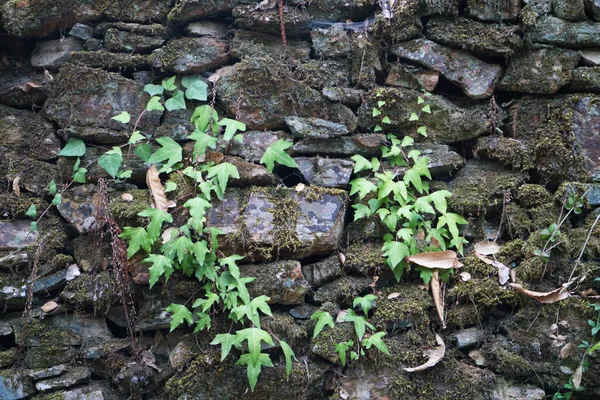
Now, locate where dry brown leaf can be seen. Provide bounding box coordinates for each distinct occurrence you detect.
[295,183,305,192]
[416,230,425,241]
[338,252,345,265]
[430,270,445,328]
[121,193,133,202]
[25,81,43,91]
[509,283,571,304]
[510,269,517,283]
[146,165,171,211]
[12,176,20,197]
[257,0,278,10]
[206,151,224,164]
[459,272,471,282]
[404,333,445,372]
[162,227,178,244]
[336,310,348,323]
[417,284,429,291]
[369,275,379,289]
[474,241,500,255]
[41,301,59,313]
[429,236,442,248]
[474,253,510,285]
[580,289,599,297]
[560,343,574,359]
[408,250,462,269]
[387,292,401,300]
[573,365,583,389]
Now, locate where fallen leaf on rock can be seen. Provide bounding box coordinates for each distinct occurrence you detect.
[580,289,600,304]
[387,292,401,300]
[474,254,510,285]
[408,250,462,270]
[474,241,500,255]
[121,193,134,202]
[560,343,574,359]
[41,301,59,313]
[338,252,345,265]
[162,227,178,244]
[12,176,20,197]
[509,283,570,304]
[147,165,172,211]
[573,365,583,389]
[257,0,278,10]
[336,310,348,323]
[510,269,517,283]
[459,272,471,281]
[430,270,445,328]
[404,333,445,372]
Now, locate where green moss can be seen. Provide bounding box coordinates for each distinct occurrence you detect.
[344,242,386,276]
[372,284,432,334]
[496,239,524,265]
[69,51,149,70]
[109,189,150,227]
[0,194,47,219]
[474,136,534,171]
[0,348,16,367]
[310,320,354,365]
[515,184,552,208]
[61,270,120,314]
[568,226,600,261]
[528,203,558,231]
[488,347,531,378]
[516,257,545,282]
[505,203,532,238]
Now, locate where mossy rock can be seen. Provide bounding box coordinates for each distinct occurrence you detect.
[371,284,432,334]
[515,184,552,208]
[344,242,386,277]
[61,270,120,313]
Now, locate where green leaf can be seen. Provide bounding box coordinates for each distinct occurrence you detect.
[218,118,246,142]
[353,203,371,221]
[353,294,378,315]
[146,96,165,112]
[144,254,173,288]
[51,193,62,206]
[417,96,424,104]
[351,154,373,173]
[382,116,391,124]
[363,332,390,355]
[26,204,37,218]
[429,190,451,214]
[98,146,123,178]
[417,125,427,136]
[165,90,186,111]
[211,333,237,361]
[377,100,386,107]
[279,340,297,380]
[119,226,153,258]
[250,295,273,320]
[418,267,434,284]
[147,137,183,171]
[111,111,131,124]
[138,208,173,240]
[135,143,151,162]
[73,166,87,183]
[236,353,273,392]
[310,311,334,339]
[437,212,468,241]
[372,108,381,117]
[48,179,57,195]
[382,241,409,271]
[259,139,298,172]
[335,341,352,367]
[191,105,219,133]
[162,76,177,91]
[422,104,431,113]
[183,197,211,231]
[183,77,208,101]
[235,327,274,367]
[129,130,145,144]
[349,178,377,200]
[374,124,382,132]
[207,163,239,199]
[194,312,211,332]
[193,292,220,313]
[164,181,177,193]
[414,196,435,214]
[166,235,194,264]
[58,138,86,157]
[409,112,419,122]
[165,303,193,331]
[404,168,424,194]
[29,221,38,232]
[342,309,375,341]
[188,129,218,158]
[144,84,164,97]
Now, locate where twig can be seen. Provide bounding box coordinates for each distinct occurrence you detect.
[278,0,287,49]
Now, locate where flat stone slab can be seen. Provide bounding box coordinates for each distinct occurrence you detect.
[0,220,38,250]
[241,260,309,304]
[295,157,354,188]
[36,367,91,392]
[285,117,349,139]
[527,16,600,48]
[31,37,84,69]
[148,37,230,74]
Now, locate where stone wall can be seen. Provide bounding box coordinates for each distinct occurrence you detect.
[0,0,600,399]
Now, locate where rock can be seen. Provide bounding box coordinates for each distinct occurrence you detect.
[31,37,84,70]
[104,29,165,54]
[581,49,600,66]
[58,125,130,145]
[207,186,347,261]
[0,348,16,368]
[0,220,38,250]
[185,21,228,37]
[498,48,579,94]
[94,22,167,37]
[43,64,160,132]
[292,134,386,157]
[528,16,600,48]
[26,365,67,380]
[418,0,458,15]
[0,369,36,399]
[296,59,351,90]
[570,67,600,92]
[33,269,68,294]
[368,13,423,43]
[571,96,600,180]
[425,17,523,57]
[230,30,311,61]
[0,252,29,271]
[55,185,98,234]
[36,367,91,392]
[233,4,313,38]
[169,335,200,371]
[454,327,485,349]
[0,105,60,161]
[449,160,528,216]
[586,185,600,206]
[468,0,521,21]
[302,255,343,287]
[149,37,231,74]
[69,51,150,70]
[85,39,103,51]
[0,70,47,108]
[474,136,534,171]
[285,117,349,139]
[168,0,253,24]
[0,157,58,196]
[553,0,586,21]
[0,320,13,336]
[313,276,372,305]
[241,260,309,304]
[358,88,491,144]
[303,0,375,21]
[385,63,439,91]
[491,379,545,400]
[229,130,293,163]
[524,0,552,14]
[294,157,354,188]
[391,39,501,99]
[225,156,279,187]
[311,26,353,58]
[154,109,194,142]
[69,23,93,41]
[587,0,600,21]
[321,87,364,108]
[468,349,487,366]
[61,271,120,312]
[217,58,357,131]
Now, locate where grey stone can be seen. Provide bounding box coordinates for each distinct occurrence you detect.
[0,253,29,270]
[528,16,600,48]
[491,379,545,400]
[499,48,579,94]
[289,303,318,319]
[154,109,195,142]
[26,365,67,380]
[524,0,552,14]
[302,255,343,287]
[581,49,600,66]
[321,87,364,108]
[0,157,58,196]
[313,276,372,305]
[229,131,293,163]
[149,37,231,74]
[84,39,103,51]
[295,157,354,188]
[384,63,436,90]
[0,348,16,368]
[207,186,348,261]
[391,39,501,99]
[296,59,351,90]
[0,70,47,108]
[185,21,228,37]
[586,185,600,206]
[454,327,485,349]
[392,144,464,178]
[233,3,313,38]
[418,0,458,16]
[36,367,91,392]
[586,0,600,21]
[553,0,586,21]
[468,349,487,366]
[104,29,165,54]
[69,23,93,41]
[33,269,67,294]
[570,67,600,93]
[31,37,84,69]
[63,388,105,400]
[58,125,131,145]
[231,30,311,61]
[55,185,98,234]
[468,0,521,21]
[241,260,309,304]
[0,320,13,336]
[292,134,386,157]
[0,220,38,250]
[168,0,255,25]
[285,117,349,139]
[0,369,36,399]
[225,156,279,187]
[311,26,352,58]
[94,22,167,37]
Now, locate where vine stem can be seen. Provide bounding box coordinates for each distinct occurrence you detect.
[278,0,287,48]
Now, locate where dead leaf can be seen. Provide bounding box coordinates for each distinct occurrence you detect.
[257,0,277,10]
[573,365,583,389]
[474,241,500,255]
[416,230,425,241]
[404,333,445,372]
[408,250,462,269]
[336,310,348,323]
[208,72,220,84]
[417,284,429,291]
[369,275,379,289]
[429,236,442,248]
[509,283,571,304]
[387,292,401,300]
[25,81,43,91]
[206,151,224,164]
[474,254,510,285]
[459,272,471,282]
[295,183,305,192]
[121,193,134,202]
[44,69,54,82]
[430,270,445,328]
[338,252,345,265]
[560,343,574,359]
[580,289,598,297]
[162,227,178,244]
[510,269,517,283]
[41,301,59,313]
[146,165,172,211]
[12,176,20,197]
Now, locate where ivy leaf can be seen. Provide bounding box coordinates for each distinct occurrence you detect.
[119,226,153,258]
[236,353,273,392]
[372,108,381,117]
[218,118,246,142]
[135,143,152,162]
[351,154,373,173]
[211,333,237,361]
[382,240,409,272]
[48,179,57,195]
[188,129,218,158]
[51,193,62,206]
[144,254,173,288]
[335,341,351,367]
[417,96,424,104]
[409,112,419,122]
[417,125,427,137]
[138,208,173,240]
[58,138,86,157]
[382,116,391,124]
[207,163,239,198]
[146,96,165,112]
[73,165,87,183]
[352,203,371,221]
[353,294,378,315]
[279,340,297,380]
[165,303,193,331]
[310,311,334,338]
[165,235,193,264]
[259,139,298,172]
[429,190,451,214]
[193,292,220,313]
[438,213,468,241]
[349,178,377,200]
[129,130,145,144]
[191,105,219,133]
[363,332,390,355]
[162,76,177,91]
[111,111,131,124]
[184,197,211,232]
[147,137,183,171]
[250,295,272,321]
[235,327,274,367]
[414,196,435,214]
[144,84,164,97]
[98,146,123,178]
[403,168,424,194]
[26,204,37,218]
[165,89,186,111]
[181,76,208,100]
[194,312,211,332]
[29,221,37,232]
[342,309,375,341]
[422,104,431,113]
